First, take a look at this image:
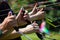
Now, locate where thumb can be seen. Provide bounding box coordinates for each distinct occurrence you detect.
[24,10,28,15]
[33,21,38,26]
[39,8,43,12]
[16,7,23,19]
[23,10,28,20]
[8,11,12,16]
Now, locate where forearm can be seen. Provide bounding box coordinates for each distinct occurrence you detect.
[19,28,35,34]
[18,25,38,34]
[12,24,36,34]
[0,22,39,39]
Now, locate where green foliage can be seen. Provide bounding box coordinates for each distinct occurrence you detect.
[18,0,28,6]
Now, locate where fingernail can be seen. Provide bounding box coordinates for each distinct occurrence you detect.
[9,11,13,15]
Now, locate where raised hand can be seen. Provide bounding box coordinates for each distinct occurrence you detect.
[16,7,28,26]
[36,8,45,20]
[16,7,45,26]
[1,11,17,31]
[29,8,45,21]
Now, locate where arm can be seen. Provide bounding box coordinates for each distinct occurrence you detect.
[1,22,39,39]
[0,13,40,39]
[12,21,39,34]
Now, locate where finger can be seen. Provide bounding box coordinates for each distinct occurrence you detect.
[39,8,43,11]
[33,21,38,26]
[32,3,37,12]
[33,21,36,23]
[19,7,23,13]
[29,3,37,15]
[38,9,44,14]
[8,11,12,16]
[29,3,38,15]
[23,10,30,20]
[16,7,23,19]
[8,15,16,19]
[40,11,45,14]
[19,7,25,14]
[24,10,28,15]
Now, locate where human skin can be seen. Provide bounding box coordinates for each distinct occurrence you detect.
[0,5,44,40]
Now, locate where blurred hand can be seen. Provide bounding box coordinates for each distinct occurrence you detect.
[31,21,39,30]
[35,8,45,20]
[22,21,39,34]
[1,11,18,31]
[16,7,45,26]
[29,8,45,21]
[16,7,28,26]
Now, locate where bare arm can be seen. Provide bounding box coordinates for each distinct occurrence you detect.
[12,22,39,34]
[0,22,39,39]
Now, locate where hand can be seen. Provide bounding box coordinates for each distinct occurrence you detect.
[23,10,31,22]
[16,7,31,26]
[31,21,39,30]
[29,8,45,21]
[1,11,18,31]
[24,8,45,21]
[23,7,45,22]
[36,8,45,20]
[16,7,27,26]
[16,7,45,26]
[21,21,39,34]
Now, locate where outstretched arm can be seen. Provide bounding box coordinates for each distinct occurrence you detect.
[0,22,39,39]
[12,21,39,34]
